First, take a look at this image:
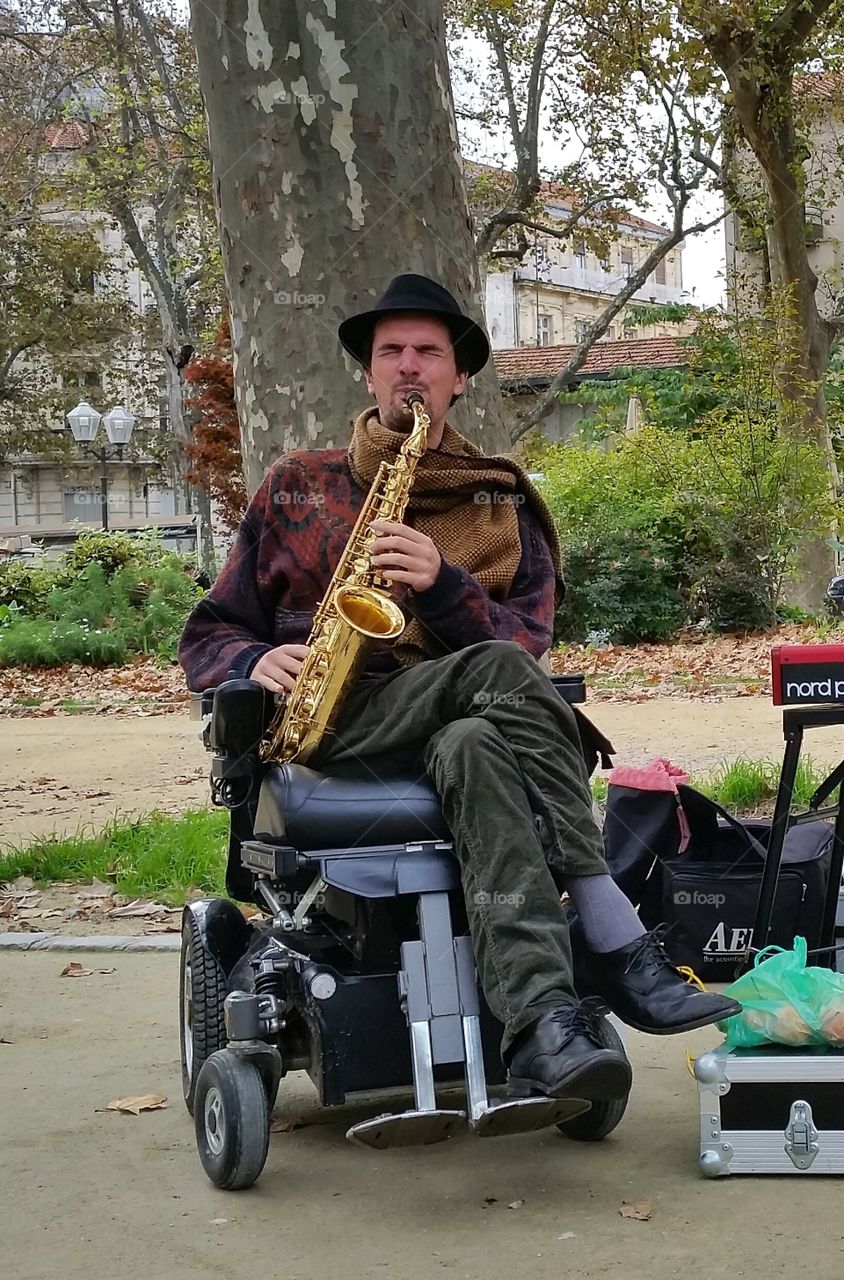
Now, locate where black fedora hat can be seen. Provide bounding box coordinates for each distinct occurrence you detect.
[338,273,490,378]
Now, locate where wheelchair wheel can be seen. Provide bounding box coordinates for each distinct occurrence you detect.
[194,1050,270,1190]
[556,1017,630,1142]
[180,913,228,1115]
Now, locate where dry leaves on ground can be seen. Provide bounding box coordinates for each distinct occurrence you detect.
[619,1201,653,1221]
[551,623,821,701]
[0,656,190,717]
[103,1094,168,1116]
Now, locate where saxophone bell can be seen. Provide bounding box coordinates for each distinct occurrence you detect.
[334,583,405,639]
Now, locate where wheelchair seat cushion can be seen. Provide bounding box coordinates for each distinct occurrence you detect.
[254,762,449,851]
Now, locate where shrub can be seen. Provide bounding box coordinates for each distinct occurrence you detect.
[555,533,689,645]
[0,530,204,667]
[538,413,834,641]
[0,559,56,613]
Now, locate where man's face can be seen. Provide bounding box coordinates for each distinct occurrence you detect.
[365,313,469,437]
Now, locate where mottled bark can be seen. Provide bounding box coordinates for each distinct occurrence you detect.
[189,0,507,495]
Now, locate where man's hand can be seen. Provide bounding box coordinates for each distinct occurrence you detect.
[370,519,441,592]
[251,644,310,694]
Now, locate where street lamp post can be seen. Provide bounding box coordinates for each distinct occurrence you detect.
[66,401,136,531]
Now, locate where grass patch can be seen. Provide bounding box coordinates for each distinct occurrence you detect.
[698,756,828,813]
[591,754,830,815]
[0,808,229,903]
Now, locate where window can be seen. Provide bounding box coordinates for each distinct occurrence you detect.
[64,487,100,524]
[574,319,591,343]
[573,240,586,270]
[655,258,666,285]
[620,247,634,278]
[537,314,553,346]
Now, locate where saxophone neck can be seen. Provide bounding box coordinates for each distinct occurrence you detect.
[403,395,431,459]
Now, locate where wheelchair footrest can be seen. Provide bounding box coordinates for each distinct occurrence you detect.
[469,1096,590,1138]
[345,1108,465,1149]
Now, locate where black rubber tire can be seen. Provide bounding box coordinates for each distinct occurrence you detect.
[556,1018,631,1142]
[194,1051,270,1190]
[180,913,228,1115]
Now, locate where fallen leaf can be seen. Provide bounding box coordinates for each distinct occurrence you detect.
[0,900,16,918]
[11,876,34,892]
[77,878,114,900]
[108,900,170,918]
[508,1200,525,1210]
[103,1093,168,1116]
[143,923,182,934]
[482,1197,498,1207]
[619,1201,652,1221]
[97,967,117,975]
[60,961,93,977]
[270,1115,308,1133]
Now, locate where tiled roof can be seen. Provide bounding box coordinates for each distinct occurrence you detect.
[44,120,92,150]
[796,70,844,103]
[465,159,670,237]
[492,336,686,383]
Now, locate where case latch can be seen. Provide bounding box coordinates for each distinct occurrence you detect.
[784,1100,819,1170]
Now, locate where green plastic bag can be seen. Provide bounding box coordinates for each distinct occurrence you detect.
[718,937,844,1049]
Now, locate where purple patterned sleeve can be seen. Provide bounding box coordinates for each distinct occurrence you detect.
[178,472,280,690]
[407,504,556,659]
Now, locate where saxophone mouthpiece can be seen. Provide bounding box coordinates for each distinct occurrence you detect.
[405,391,425,408]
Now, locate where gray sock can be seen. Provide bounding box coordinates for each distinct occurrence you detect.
[565,873,646,954]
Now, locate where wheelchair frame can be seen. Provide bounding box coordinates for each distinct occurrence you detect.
[180,676,629,1189]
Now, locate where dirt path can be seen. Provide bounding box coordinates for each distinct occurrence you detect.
[1,951,835,1280]
[2,700,843,852]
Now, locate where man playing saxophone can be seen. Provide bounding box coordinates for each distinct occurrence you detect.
[179,273,738,1105]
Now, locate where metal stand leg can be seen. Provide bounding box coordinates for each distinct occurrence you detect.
[752,724,803,961]
[818,780,844,967]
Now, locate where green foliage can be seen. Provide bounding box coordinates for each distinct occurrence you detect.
[555,534,688,644]
[540,412,833,641]
[542,294,838,640]
[0,530,202,667]
[0,560,56,613]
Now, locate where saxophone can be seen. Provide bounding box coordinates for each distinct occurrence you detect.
[259,392,431,765]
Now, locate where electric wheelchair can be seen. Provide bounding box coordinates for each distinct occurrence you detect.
[181,675,630,1189]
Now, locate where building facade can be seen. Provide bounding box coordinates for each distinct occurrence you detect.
[472,165,686,349]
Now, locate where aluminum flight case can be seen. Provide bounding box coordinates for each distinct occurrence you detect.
[694,1044,844,1176]
[693,647,844,1177]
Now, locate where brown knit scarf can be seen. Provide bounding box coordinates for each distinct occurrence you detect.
[347,405,564,667]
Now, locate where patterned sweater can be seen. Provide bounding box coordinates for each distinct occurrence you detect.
[178,449,558,692]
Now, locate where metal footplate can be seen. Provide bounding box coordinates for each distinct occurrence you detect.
[347,891,577,1149]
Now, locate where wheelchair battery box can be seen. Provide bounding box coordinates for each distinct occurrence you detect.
[694,1043,844,1176]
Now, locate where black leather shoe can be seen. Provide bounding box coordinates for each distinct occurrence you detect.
[506,998,632,1101]
[571,922,742,1035]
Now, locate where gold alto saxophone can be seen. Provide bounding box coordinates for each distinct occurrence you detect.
[259,392,431,765]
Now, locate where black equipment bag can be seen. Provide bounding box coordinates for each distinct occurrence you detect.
[605,783,833,979]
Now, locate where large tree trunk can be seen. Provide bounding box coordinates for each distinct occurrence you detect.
[725,73,838,605]
[189,0,507,495]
